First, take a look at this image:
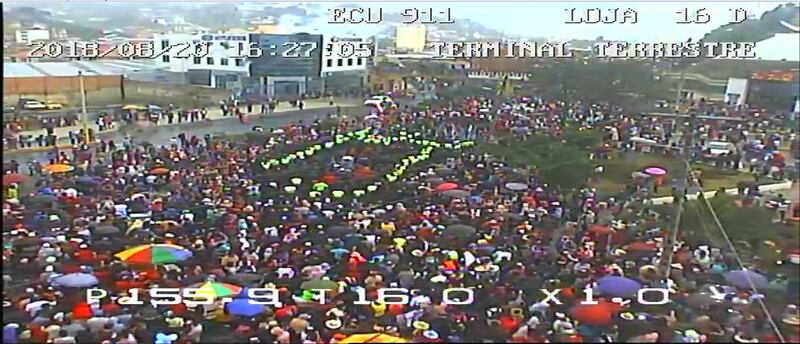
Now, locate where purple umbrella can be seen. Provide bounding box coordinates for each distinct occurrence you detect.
[723,270,769,289]
[644,167,667,176]
[597,276,642,297]
[51,273,99,288]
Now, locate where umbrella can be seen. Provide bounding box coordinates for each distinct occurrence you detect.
[229,273,263,285]
[570,301,621,326]
[74,176,99,185]
[444,224,477,237]
[189,281,243,298]
[597,276,642,297]
[301,278,339,290]
[435,167,454,175]
[122,104,146,110]
[226,298,266,317]
[589,224,615,235]
[686,292,723,308]
[505,182,529,191]
[327,226,354,237]
[114,244,192,265]
[12,237,42,247]
[150,167,170,175]
[93,225,120,235]
[43,164,74,173]
[434,182,459,192]
[442,189,470,199]
[26,194,56,206]
[425,177,444,186]
[644,167,667,176]
[625,242,658,252]
[340,333,408,343]
[723,270,770,289]
[51,273,99,288]
[3,173,31,186]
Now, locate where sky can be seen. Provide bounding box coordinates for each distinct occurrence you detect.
[293,1,792,41]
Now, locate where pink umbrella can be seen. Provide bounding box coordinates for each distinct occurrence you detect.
[434,182,459,192]
[644,167,667,176]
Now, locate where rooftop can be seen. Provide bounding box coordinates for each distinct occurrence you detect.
[3,60,162,78]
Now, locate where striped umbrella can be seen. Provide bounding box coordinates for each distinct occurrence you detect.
[114,244,192,265]
[189,281,243,299]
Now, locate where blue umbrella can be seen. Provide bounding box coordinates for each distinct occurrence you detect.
[226,298,265,317]
[51,273,99,288]
[75,176,99,185]
[597,276,642,297]
[723,270,769,289]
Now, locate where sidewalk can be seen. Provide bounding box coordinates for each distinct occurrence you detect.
[649,180,794,205]
[4,98,359,153]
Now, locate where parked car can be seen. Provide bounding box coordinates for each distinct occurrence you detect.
[3,106,15,114]
[21,100,47,110]
[704,141,736,156]
[45,101,63,110]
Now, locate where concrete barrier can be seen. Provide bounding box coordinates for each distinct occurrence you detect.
[650,181,795,205]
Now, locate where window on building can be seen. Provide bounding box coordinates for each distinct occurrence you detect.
[221,58,228,66]
[234,58,243,66]
[161,40,169,49]
[207,57,214,65]
[194,57,201,64]
[326,59,332,67]
[337,59,343,67]
[347,58,354,66]
[220,42,230,49]
[357,58,363,65]
[162,55,170,63]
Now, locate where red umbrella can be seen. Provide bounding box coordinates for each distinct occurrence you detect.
[570,301,621,326]
[625,242,659,252]
[434,182,459,192]
[589,224,614,235]
[150,167,170,175]
[320,173,338,185]
[3,173,31,186]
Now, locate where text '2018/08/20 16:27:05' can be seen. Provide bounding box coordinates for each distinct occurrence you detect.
[26,41,212,60]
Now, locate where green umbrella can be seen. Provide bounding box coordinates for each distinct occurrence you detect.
[301,278,339,290]
[309,191,321,198]
[284,186,297,194]
[313,182,328,191]
[353,190,365,197]
[332,190,345,198]
[291,177,303,186]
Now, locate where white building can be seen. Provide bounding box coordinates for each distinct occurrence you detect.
[15,27,50,44]
[153,32,250,89]
[724,78,749,106]
[321,36,371,93]
[395,25,427,53]
[321,36,371,74]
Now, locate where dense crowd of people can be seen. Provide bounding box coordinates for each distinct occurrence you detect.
[2,95,799,344]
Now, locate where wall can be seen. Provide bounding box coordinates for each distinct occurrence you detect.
[3,77,230,107]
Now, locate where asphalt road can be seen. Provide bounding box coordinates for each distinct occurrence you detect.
[4,106,359,166]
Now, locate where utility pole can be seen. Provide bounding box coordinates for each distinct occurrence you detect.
[78,71,90,145]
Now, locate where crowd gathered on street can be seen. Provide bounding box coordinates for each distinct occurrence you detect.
[2,94,799,344]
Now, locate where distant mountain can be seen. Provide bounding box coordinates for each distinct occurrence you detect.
[702,3,799,43]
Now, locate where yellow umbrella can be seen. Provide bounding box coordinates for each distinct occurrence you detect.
[43,164,74,173]
[340,333,407,343]
[122,104,145,110]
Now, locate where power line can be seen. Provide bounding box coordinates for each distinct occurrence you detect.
[683,159,786,343]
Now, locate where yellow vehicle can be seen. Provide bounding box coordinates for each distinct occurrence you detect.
[45,101,64,110]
